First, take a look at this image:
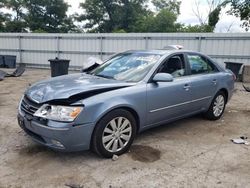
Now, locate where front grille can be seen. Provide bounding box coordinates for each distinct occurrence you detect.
[21,95,42,116]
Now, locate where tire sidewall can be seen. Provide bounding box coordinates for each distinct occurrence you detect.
[207,91,226,120]
[92,109,137,158]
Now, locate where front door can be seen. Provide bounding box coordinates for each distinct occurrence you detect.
[146,54,192,126]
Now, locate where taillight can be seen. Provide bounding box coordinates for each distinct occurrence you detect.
[232,73,236,81]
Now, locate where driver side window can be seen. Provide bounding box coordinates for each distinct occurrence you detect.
[158,54,186,78]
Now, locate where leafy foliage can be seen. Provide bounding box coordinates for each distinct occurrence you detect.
[133,9,180,32]
[0,0,76,32]
[24,0,75,33]
[192,0,223,31]
[77,0,150,32]
[0,0,9,31]
[4,0,27,32]
[0,0,228,33]
[152,0,180,14]
[77,0,182,33]
[179,24,213,33]
[227,0,250,31]
[208,6,221,29]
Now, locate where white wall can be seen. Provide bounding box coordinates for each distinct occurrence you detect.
[0,33,249,68]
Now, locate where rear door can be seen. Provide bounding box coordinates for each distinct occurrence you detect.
[185,53,220,112]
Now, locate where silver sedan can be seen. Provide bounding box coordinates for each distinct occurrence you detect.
[18,49,235,157]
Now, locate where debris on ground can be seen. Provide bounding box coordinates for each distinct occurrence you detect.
[231,136,249,145]
[243,84,250,92]
[112,154,119,161]
[0,63,26,81]
[65,183,83,188]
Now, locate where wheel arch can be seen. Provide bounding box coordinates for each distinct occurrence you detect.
[95,106,140,133]
[90,105,141,146]
[120,106,140,133]
[218,88,229,103]
[95,105,141,131]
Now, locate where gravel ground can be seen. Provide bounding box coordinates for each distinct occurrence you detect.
[0,68,250,188]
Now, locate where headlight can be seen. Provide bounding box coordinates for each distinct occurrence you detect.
[34,104,83,122]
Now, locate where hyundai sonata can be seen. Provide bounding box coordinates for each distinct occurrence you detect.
[18,50,235,157]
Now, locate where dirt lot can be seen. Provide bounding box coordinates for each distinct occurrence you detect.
[0,68,250,188]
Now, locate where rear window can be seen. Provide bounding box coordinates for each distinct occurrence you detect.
[187,54,218,75]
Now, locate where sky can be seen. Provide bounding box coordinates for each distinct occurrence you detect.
[65,0,246,33]
[177,0,246,32]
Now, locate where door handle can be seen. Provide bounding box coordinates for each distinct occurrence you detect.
[183,84,190,91]
[212,79,217,85]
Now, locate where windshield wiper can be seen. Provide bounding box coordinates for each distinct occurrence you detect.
[96,74,114,79]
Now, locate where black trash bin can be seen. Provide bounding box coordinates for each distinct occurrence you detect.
[0,55,4,68]
[48,58,70,77]
[224,62,243,80]
[4,55,16,68]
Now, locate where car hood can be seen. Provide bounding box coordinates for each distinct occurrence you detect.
[25,73,135,103]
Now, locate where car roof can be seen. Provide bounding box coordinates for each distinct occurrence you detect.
[125,49,200,56]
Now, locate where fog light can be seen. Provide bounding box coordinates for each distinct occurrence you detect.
[51,139,64,148]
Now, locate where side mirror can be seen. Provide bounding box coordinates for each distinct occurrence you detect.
[153,73,174,82]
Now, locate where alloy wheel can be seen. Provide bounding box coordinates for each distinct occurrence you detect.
[213,95,225,117]
[102,117,132,153]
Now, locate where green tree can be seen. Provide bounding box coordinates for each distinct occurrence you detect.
[179,24,213,32]
[152,0,181,14]
[119,0,150,32]
[5,20,27,32]
[191,0,224,32]
[208,6,221,30]
[152,8,179,32]
[133,8,180,32]
[77,0,182,33]
[77,0,150,32]
[227,0,250,31]
[0,0,9,31]
[24,0,75,33]
[4,0,27,32]
[5,0,25,21]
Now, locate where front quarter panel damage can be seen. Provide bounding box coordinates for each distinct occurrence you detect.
[73,84,147,131]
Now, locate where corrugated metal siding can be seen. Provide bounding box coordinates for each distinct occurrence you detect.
[0,37,18,49]
[0,33,249,68]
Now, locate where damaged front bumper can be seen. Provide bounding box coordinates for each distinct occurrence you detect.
[17,112,95,152]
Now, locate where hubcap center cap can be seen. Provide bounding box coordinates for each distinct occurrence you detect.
[115,132,120,138]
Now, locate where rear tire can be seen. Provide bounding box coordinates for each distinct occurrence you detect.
[92,109,137,158]
[204,91,226,120]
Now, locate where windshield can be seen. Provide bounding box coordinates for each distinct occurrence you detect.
[90,53,162,82]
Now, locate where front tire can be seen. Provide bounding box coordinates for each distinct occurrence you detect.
[92,109,137,158]
[204,91,226,120]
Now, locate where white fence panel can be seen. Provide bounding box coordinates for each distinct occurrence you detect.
[60,38,100,52]
[0,38,18,49]
[0,33,249,68]
[22,38,57,51]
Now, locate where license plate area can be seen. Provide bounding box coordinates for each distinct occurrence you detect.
[18,115,46,144]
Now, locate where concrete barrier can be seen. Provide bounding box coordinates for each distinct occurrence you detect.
[243,65,250,83]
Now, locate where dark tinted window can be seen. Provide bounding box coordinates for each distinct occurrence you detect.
[158,54,185,78]
[187,54,217,75]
